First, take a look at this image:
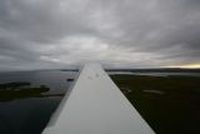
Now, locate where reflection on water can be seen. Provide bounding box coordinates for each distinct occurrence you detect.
[0,97,62,134]
[142,89,164,95]
[0,70,77,134]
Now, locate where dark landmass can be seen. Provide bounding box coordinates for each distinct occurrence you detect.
[0,82,64,102]
[0,82,31,89]
[111,74,200,134]
[60,67,200,73]
[66,78,74,82]
[60,69,79,72]
[106,68,200,73]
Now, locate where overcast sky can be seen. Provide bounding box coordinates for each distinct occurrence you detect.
[0,0,200,70]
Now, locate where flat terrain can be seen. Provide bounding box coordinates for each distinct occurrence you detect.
[111,74,200,134]
[0,70,199,134]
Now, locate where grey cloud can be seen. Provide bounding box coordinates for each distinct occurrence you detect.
[0,0,200,70]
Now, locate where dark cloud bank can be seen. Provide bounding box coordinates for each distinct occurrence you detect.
[0,0,200,70]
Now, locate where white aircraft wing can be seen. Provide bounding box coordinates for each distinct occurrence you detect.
[42,63,155,134]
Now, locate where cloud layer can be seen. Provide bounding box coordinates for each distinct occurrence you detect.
[0,0,200,70]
